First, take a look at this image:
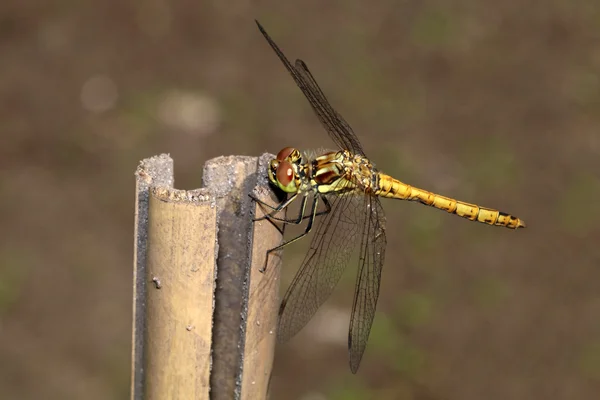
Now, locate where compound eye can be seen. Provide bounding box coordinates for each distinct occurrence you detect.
[276,161,294,186]
[276,147,295,161]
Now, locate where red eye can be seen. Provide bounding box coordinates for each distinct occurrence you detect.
[276,161,294,186]
[276,147,295,161]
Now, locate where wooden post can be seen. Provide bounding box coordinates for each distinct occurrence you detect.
[132,154,285,400]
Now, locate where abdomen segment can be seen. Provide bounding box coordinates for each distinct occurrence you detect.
[376,174,525,229]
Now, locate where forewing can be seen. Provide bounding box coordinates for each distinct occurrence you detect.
[277,192,367,343]
[293,59,365,156]
[255,20,366,156]
[348,196,386,373]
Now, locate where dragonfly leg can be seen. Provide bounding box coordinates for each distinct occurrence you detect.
[268,196,331,223]
[251,192,324,224]
[264,196,308,235]
[249,193,298,222]
[260,195,329,273]
[250,193,331,224]
[250,193,302,235]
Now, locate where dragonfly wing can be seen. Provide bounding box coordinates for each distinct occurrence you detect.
[255,20,366,156]
[277,192,367,344]
[293,59,366,156]
[348,195,386,373]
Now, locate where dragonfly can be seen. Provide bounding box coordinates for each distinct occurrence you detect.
[252,20,526,373]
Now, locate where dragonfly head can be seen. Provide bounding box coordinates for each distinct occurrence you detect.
[269,147,302,193]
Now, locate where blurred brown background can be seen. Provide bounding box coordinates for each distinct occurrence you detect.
[2,1,600,399]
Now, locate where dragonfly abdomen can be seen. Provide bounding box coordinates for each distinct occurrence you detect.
[376,174,525,229]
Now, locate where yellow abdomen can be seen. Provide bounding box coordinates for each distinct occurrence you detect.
[375,174,525,229]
